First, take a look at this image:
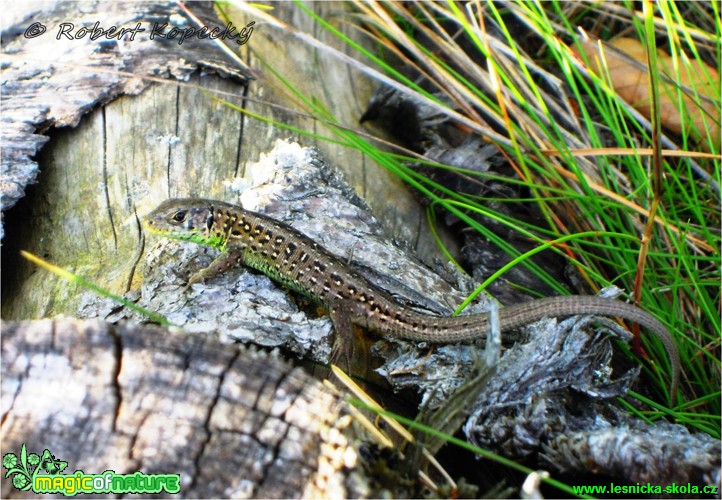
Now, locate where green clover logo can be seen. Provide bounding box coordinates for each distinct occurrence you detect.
[3,444,33,491]
[3,444,68,492]
[39,449,68,475]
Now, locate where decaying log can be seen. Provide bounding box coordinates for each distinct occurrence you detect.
[1,317,376,498]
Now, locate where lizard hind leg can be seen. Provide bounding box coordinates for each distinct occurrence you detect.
[329,305,369,376]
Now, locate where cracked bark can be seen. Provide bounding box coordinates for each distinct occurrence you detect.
[1,318,372,498]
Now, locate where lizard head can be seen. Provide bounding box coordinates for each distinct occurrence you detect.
[144,198,227,248]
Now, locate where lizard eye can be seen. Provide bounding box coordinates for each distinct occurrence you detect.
[171,210,187,223]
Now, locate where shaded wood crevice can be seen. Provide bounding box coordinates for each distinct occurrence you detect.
[100,106,119,251]
[187,346,239,493]
[108,323,124,433]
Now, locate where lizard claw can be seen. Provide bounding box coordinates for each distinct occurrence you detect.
[181,270,206,294]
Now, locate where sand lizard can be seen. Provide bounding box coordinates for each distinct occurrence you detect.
[145,198,680,401]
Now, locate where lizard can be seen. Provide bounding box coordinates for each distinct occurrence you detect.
[144,198,681,402]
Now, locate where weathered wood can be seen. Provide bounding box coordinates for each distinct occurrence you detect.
[1,318,374,498]
[1,73,251,318]
[0,1,252,216]
[543,424,721,488]
[1,0,253,316]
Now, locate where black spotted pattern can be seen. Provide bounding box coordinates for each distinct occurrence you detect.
[208,202,474,341]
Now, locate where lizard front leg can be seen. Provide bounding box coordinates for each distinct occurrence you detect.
[185,249,243,291]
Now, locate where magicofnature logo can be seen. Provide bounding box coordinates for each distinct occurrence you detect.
[3,443,180,496]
